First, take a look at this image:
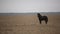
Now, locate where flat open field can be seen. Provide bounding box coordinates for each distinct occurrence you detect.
[0,13,60,34]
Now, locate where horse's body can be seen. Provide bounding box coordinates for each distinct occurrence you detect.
[37,13,48,24]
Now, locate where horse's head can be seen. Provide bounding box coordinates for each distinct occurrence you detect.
[37,13,41,16]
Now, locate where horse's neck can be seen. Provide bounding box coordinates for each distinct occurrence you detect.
[39,14,42,16]
[40,15,42,17]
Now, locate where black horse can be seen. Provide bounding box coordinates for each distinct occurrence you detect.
[37,13,48,24]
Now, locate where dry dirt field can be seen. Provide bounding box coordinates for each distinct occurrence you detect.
[0,13,60,34]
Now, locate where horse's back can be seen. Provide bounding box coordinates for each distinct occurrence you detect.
[42,16,48,20]
[43,16,48,18]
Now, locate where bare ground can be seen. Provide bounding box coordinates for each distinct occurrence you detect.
[0,13,60,34]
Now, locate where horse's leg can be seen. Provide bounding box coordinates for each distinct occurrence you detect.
[40,20,41,24]
[38,18,41,24]
[45,18,48,24]
[39,19,41,24]
[45,21,47,24]
[45,20,47,24]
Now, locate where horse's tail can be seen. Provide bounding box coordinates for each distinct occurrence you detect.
[46,16,48,22]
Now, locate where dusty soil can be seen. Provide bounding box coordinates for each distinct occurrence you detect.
[0,13,60,34]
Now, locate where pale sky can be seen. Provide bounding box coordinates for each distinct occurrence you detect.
[0,0,60,13]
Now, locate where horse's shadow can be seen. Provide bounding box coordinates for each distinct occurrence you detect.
[37,13,48,24]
